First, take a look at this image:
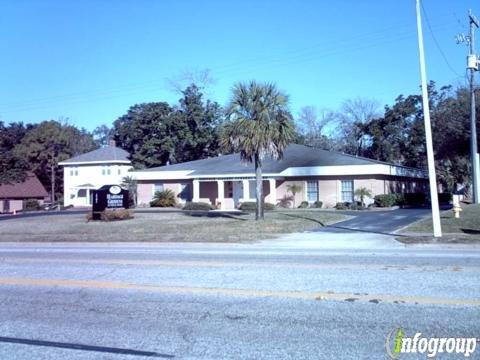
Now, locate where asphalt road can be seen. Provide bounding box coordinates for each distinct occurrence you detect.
[0,241,478,359]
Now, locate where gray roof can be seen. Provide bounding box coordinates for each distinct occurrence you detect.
[59,146,131,164]
[142,144,410,175]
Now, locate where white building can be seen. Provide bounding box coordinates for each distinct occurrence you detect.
[59,142,132,207]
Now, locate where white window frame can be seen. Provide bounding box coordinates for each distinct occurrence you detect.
[306,181,319,202]
[341,180,354,202]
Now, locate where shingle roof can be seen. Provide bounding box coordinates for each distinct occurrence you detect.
[0,173,49,199]
[59,146,131,164]
[142,144,407,175]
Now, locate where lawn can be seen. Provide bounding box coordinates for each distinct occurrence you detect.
[0,210,348,242]
[399,204,480,243]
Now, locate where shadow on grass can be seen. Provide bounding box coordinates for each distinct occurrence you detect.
[182,211,249,221]
[461,228,480,235]
[278,212,326,227]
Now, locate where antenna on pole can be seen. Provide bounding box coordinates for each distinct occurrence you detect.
[415,0,442,237]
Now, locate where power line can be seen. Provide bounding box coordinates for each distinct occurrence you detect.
[420,1,461,77]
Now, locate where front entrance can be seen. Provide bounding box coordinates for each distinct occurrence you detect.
[3,200,10,213]
[232,181,243,207]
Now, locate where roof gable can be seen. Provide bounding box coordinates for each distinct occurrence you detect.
[59,146,131,165]
[0,173,49,198]
[140,144,394,176]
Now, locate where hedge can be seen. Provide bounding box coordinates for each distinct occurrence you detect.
[239,202,275,211]
[182,202,213,211]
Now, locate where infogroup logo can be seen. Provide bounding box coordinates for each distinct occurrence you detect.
[385,328,478,358]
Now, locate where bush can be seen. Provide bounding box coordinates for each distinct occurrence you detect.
[404,192,426,206]
[438,192,452,204]
[350,202,366,211]
[335,202,351,210]
[298,201,309,208]
[311,201,323,208]
[239,202,275,211]
[277,195,293,208]
[86,209,134,221]
[150,189,176,207]
[24,199,40,211]
[182,202,213,211]
[392,193,405,206]
[374,194,396,207]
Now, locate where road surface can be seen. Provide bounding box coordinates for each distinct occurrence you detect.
[0,239,478,359]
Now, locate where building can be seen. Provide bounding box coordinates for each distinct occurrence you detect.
[133,144,428,209]
[0,173,49,213]
[59,141,132,207]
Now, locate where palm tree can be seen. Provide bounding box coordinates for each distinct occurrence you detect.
[354,187,372,208]
[121,175,138,207]
[221,81,295,220]
[287,184,302,208]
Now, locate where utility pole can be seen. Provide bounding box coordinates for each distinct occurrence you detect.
[415,0,442,237]
[468,10,480,204]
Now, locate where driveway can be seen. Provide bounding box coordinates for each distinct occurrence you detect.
[314,208,431,235]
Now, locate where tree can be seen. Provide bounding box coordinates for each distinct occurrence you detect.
[14,120,96,202]
[121,175,137,207]
[296,106,336,150]
[221,81,295,220]
[112,85,224,169]
[113,102,175,168]
[286,184,302,208]
[336,98,381,156]
[0,121,30,184]
[93,124,113,147]
[354,187,372,208]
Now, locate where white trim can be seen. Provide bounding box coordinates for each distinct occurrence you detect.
[132,164,426,181]
[280,164,426,178]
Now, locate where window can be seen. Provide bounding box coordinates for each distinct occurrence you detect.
[69,167,78,176]
[102,167,111,176]
[154,184,164,193]
[307,181,318,202]
[118,168,121,175]
[77,189,87,198]
[341,180,354,202]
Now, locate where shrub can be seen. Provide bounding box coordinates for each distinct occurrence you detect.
[86,209,134,221]
[298,201,309,208]
[182,202,213,211]
[392,193,405,206]
[150,189,176,207]
[374,194,396,207]
[239,202,275,211]
[354,187,372,207]
[335,202,350,210]
[438,192,452,204]
[350,202,366,211]
[277,195,294,208]
[311,201,323,208]
[404,192,426,206]
[24,199,40,211]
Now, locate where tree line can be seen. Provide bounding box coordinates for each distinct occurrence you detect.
[0,81,477,203]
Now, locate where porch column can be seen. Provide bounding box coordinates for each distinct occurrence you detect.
[87,189,90,206]
[217,180,224,209]
[242,179,250,201]
[192,179,200,202]
[268,179,276,204]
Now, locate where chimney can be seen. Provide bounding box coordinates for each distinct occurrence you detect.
[109,140,116,147]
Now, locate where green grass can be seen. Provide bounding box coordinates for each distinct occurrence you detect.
[0,210,348,243]
[399,204,480,243]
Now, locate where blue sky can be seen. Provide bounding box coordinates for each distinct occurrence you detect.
[0,0,477,131]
